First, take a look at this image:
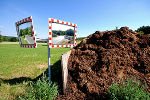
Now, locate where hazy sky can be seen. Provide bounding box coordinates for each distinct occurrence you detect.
[0,0,150,38]
[52,23,74,31]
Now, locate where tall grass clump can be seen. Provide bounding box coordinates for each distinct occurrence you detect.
[107,78,150,100]
[18,74,58,100]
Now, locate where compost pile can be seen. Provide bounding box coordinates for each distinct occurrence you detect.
[59,27,150,99]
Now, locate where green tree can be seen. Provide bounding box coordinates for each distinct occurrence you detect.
[0,34,3,42]
[136,26,150,34]
[10,37,17,42]
[28,27,32,36]
[66,29,74,36]
[20,29,23,36]
[20,27,32,37]
[3,36,9,41]
[52,29,74,37]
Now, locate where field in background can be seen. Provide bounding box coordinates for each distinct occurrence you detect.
[0,43,70,100]
[0,42,19,44]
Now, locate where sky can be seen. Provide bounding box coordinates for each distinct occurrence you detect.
[52,23,74,31]
[0,0,150,38]
[19,22,31,30]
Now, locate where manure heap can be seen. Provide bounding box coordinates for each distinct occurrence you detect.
[63,27,150,99]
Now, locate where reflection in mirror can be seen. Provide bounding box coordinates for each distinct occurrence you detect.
[18,22,34,44]
[52,23,75,45]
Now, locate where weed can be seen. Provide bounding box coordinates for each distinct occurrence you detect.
[17,74,58,100]
[107,78,150,100]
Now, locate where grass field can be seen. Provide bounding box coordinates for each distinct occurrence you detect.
[0,43,70,100]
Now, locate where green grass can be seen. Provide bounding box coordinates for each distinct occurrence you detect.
[0,43,70,100]
[21,37,28,44]
[0,43,70,79]
[0,82,27,100]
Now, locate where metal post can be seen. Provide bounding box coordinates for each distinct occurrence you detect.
[48,41,51,81]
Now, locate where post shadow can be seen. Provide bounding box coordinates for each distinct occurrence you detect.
[1,60,63,94]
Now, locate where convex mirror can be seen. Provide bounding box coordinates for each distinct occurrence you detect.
[48,18,77,48]
[52,23,74,45]
[16,16,37,48]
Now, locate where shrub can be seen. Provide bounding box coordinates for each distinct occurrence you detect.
[107,78,150,100]
[9,37,18,42]
[18,75,58,100]
[0,34,3,42]
[136,26,150,35]
[2,36,18,42]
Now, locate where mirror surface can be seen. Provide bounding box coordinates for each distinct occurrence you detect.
[52,23,75,45]
[18,22,34,44]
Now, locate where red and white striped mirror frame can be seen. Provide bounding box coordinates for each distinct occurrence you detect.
[48,18,77,48]
[15,16,37,48]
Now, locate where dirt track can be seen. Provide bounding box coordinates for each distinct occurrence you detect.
[58,27,150,99]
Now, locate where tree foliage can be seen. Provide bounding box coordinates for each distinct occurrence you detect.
[52,29,74,37]
[2,36,18,42]
[136,26,150,34]
[20,27,32,37]
[0,34,3,42]
[10,37,18,42]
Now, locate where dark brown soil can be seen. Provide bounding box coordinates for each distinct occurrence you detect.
[58,27,150,100]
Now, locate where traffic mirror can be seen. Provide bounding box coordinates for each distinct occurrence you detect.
[15,16,37,48]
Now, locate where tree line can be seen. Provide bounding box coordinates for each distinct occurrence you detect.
[135,26,150,34]
[0,26,150,43]
[0,27,32,42]
[0,35,18,42]
[52,29,74,37]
